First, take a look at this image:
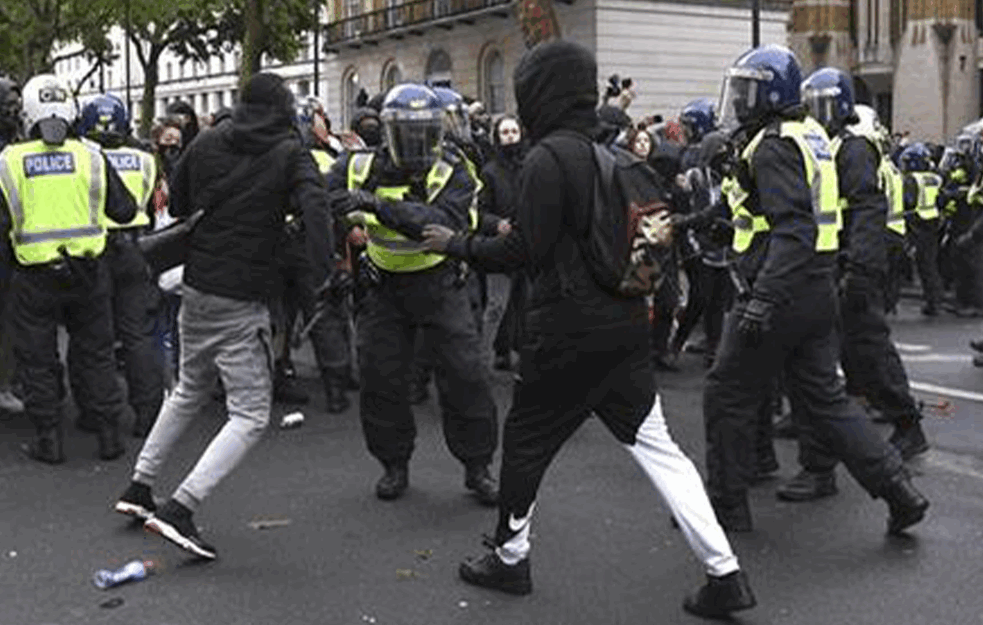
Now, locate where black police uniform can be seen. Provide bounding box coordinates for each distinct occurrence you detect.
[703,118,919,532]
[0,139,136,462]
[325,147,498,496]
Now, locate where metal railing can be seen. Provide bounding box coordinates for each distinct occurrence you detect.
[325,0,512,46]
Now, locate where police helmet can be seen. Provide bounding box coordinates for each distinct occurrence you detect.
[954,133,975,156]
[899,143,934,173]
[0,77,22,138]
[77,93,129,145]
[718,45,803,132]
[679,98,716,145]
[21,74,75,133]
[801,67,856,136]
[431,86,472,144]
[380,83,444,173]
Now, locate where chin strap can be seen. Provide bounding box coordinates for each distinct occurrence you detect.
[37,118,68,146]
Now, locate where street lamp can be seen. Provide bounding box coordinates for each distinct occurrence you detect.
[125,0,132,113]
[313,1,320,96]
[751,0,760,47]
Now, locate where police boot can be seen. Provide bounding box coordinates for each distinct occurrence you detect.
[274,362,309,405]
[98,422,125,461]
[889,419,930,461]
[22,426,66,465]
[776,470,838,502]
[683,570,757,619]
[464,462,499,507]
[375,461,409,500]
[882,472,929,535]
[322,372,350,415]
[710,493,752,533]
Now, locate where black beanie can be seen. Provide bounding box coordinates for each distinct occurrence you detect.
[241,72,293,111]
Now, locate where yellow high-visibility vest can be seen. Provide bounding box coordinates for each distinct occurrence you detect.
[311,149,336,175]
[830,129,905,236]
[910,172,941,220]
[724,175,766,253]
[347,152,477,273]
[0,138,109,265]
[103,146,155,228]
[738,116,841,252]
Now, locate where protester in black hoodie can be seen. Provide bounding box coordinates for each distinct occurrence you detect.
[113,72,336,560]
[423,40,755,619]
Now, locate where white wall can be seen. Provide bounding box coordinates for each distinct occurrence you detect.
[595,0,790,120]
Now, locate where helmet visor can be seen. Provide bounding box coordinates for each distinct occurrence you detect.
[382,109,443,172]
[443,105,472,143]
[801,86,840,131]
[718,68,765,131]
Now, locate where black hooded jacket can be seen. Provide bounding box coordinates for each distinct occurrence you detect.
[169,100,335,303]
[442,40,648,334]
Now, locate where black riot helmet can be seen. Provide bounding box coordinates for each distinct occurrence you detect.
[0,77,22,142]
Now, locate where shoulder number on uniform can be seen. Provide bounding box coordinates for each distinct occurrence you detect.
[802,133,833,161]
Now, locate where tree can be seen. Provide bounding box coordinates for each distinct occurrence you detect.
[0,0,114,83]
[118,0,229,137]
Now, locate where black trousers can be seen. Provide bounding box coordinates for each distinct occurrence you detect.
[673,259,731,357]
[11,259,127,433]
[101,230,163,424]
[704,275,903,500]
[907,215,943,306]
[494,324,654,543]
[356,262,497,466]
[908,216,943,308]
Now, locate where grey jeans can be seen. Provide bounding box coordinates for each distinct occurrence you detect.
[133,285,273,512]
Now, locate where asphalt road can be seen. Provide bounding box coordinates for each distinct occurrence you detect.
[2,298,983,625]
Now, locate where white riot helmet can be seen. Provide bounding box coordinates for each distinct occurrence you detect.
[850,104,890,153]
[21,74,75,135]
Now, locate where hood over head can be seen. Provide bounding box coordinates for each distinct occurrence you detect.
[230,72,297,154]
[514,40,599,143]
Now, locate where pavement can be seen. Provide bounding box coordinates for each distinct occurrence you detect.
[3,297,983,625]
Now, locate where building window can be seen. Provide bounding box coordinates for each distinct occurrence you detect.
[382,62,402,92]
[345,0,362,38]
[343,67,360,128]
[434,0,451,18]
[297,80,311,97]
[385,0,405,28]
[107,70,114,88]
[166,63,172,81]
[482,50,505,114]
[425,49,452,87]
[230,89,238,104]
[214,91,224,110]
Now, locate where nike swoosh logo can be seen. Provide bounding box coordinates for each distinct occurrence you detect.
[508,503,535,533]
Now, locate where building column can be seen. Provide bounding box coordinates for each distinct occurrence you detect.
[788,0,855,76]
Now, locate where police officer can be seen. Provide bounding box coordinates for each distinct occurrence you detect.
[705,46,928,534]
[900,144,946,316]
[938,140,983,315]
[0,74,136,463]
[325,83,498,505]
[276,97,355,414]
[774,69,929,503]
[76,93,164,438]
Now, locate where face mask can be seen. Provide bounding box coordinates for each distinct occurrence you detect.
[357,122,382,147]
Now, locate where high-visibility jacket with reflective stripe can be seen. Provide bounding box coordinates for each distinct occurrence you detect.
[348,152,476,273]
[740,117,841,252]
[830,129,905,236]
[724,175,767,253]
[910,172,941,220]
[311,149,336,175]
[104,146,155,228]
[0,138,108,265]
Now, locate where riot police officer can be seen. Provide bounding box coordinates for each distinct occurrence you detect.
[704,46,928,535]
[76,93,164,438]
[901,144,946,315]
[325,84,498,505]
[775,69,929,502]
[0,74,136,462]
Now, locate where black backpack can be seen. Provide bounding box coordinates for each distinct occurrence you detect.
[542,131,672,298]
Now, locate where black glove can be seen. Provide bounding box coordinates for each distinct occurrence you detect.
[735,295,774,347]
[840,271,872,313]
[328,189,359,217]
[350,189,383,213]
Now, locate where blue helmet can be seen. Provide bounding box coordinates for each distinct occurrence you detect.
[679,98,716,144]
[431,86,471,143]
[800,67,855,135]
[899,143,934,173]
[380,83,444,173]
[718,44,803,131]
[77,93,129,145]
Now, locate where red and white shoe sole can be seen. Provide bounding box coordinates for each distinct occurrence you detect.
[145,518,217,560]
[114,501,154,521]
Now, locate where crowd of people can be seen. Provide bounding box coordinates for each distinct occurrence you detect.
[4,35,979,618]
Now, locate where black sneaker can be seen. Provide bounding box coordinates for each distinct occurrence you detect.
[459,550,532,596]
[144,499,217,560]
[683,570,757,618]
[776,470,838,502]
[114,481,157,521]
